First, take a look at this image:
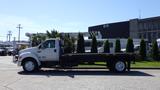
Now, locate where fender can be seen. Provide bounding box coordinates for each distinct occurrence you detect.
[19,52,41,66]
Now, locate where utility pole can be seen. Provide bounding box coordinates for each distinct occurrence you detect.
[16,24,23,42]
[13,37,16,49]
[6,34,8,41]
[7,31,12,42]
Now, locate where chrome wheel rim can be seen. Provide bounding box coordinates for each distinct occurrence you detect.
[24,61,35,71]
[115,61,125,72]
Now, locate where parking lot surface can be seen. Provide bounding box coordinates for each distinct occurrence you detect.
[0,56,160,90]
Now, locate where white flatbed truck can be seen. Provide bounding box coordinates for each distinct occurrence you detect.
[13,38,135,73]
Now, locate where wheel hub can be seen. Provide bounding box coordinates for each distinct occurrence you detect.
[24,61,35,71]
[115,61,125,72]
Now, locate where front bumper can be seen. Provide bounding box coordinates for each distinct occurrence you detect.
[13,55,19,63]
[17,61,22,66]
[13,55,22,66]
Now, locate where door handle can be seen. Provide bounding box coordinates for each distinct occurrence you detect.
[54,49,57,52]
[42,56,46,59]
[37,51,41,53]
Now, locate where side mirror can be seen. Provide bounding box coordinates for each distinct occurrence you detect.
[38,45,41,49]
[39,45,45,49]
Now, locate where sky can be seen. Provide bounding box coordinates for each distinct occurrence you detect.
[0,0,160,41]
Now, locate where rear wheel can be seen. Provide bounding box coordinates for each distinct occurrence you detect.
[22,59,38,72]
[113,60,126,72]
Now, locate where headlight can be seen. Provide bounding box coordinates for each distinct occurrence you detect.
[19,56,22,60]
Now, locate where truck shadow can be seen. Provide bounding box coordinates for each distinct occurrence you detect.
[18,69,154,78]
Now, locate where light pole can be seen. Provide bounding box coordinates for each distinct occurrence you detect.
[8,31,12,42]
[16,24,22,42]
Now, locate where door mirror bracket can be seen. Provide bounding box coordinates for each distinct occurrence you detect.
[38,45,45,49]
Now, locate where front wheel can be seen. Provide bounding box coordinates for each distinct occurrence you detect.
[114,60,126,72]
[22,59,38,72]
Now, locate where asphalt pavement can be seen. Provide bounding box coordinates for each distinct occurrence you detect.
[0,56,160,90]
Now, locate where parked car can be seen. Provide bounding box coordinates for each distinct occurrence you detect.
[6,47,14,56]
[0,47,7,56]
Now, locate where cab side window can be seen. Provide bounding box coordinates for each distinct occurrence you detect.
[43,40,55,48]
[49,40,55,48]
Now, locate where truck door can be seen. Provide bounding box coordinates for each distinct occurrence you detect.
[38,40,59,61]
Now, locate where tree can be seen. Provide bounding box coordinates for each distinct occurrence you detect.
[126,38,134,53]
[71,37,76,52]
[31,34,39,47]
[31,33,46,47]
[152,40,159,60]
[91,35,97,53]
[76,33,85,53]
[115,39,121,53]
[104,40,110,53]
[19,45,27,50]
[63,34,75,54]
[46,29,60,38]
[139,39,146,60]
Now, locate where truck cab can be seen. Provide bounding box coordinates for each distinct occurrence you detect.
[14,38,61,72]
[37,39,60,61]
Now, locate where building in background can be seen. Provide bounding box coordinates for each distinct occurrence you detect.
[60,32,89,39]
[89,16,160,42]
[26,32,90,41]
[89,21,130,39]
[130,16,160,42]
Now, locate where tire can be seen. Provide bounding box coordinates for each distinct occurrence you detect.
[22,59,38,72]
[113,60,126,72]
